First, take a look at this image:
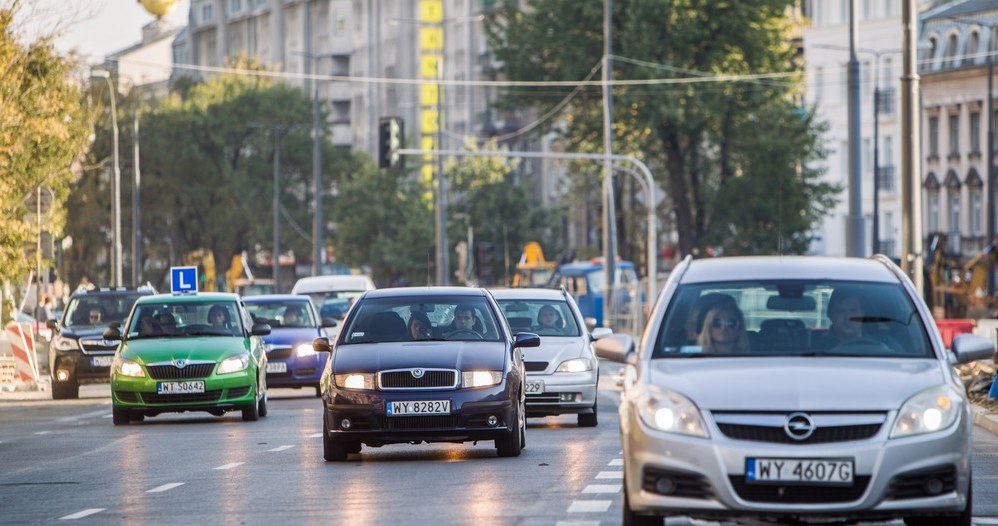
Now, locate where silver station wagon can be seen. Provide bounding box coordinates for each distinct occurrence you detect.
[596,256,993,526]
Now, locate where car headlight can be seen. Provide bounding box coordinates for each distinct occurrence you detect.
[116,359,145,378]
[334,373,375,390]
[53,336,79,351]
[635,387,709,438]
[462,370,502,388]
[296,343,317,357]
[556,358,592,373]
[890,385,963,438]
[217,354,250,375]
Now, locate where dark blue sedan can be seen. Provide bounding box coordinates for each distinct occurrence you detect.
[244,295,336,396]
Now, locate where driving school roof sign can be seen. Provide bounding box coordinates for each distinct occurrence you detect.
[170,266,198,294]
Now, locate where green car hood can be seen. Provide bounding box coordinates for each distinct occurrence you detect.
[120,337,251,364]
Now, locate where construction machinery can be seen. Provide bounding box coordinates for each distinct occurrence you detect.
[926,233,998,319]
[511,242,556,288]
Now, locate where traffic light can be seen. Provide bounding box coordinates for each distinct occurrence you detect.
[476,241,496,284]
[378,117,404,169]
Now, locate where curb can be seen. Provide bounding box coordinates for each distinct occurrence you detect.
[973,404,998,436]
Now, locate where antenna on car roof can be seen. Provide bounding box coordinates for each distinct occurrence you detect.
[778,181,784,257]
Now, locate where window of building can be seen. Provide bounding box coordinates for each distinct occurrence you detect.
[971,111,981,154]
[201,3,214,22]
[862,0,873,21]
[229,0,242,14]
[928,116,939,156]
[928,192,940,232]
[972,189,983,235]
[882,57,893,87]
[945,33,959,68]
[884,0,896,17]
[949,191,960,234]
[814,66,824,100]
[884,135,894,167]
[863,138,872,173]
[862,60,872,98]
[966,31,980,65]
[925,36,938,65]
[949,113,959,154]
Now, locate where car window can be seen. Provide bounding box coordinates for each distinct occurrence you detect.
[496,299,581,336]
[126,301,242,338]
[652,280,932,359]
[63,293,144,328]
[245,301,317,328]
[341,296,502,343]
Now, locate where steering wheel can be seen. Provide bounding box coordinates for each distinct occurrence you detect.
[532,326,563,336]
[831,337,893,353]
[447,329,483,340]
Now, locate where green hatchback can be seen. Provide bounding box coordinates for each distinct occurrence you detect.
[108,292,270,425]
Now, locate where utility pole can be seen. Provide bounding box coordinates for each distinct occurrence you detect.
[988,43,995,296]
[901,0,924,293]
[846,0,864,257]
[602,0,618,327]
[132,107,141,286]
[91,70,122,287]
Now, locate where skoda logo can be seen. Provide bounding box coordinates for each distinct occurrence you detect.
[411,368,425,379]
[173,359,187,369]
[100,339,118,347]
[784,412,816,441]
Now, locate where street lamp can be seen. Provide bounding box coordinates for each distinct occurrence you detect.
[91,69,122,287]
[250,123,293,292]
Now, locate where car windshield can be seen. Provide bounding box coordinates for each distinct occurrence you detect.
[126,302,243,338]
[497,299,581,336]
[341,295,502,343]
[245,301,317,328]
[652,280,933,359]
[63,293,144,328]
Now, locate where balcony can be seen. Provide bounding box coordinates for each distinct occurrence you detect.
[876,165,896,193]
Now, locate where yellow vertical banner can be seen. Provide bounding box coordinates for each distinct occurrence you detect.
[419,0,443,24]
[420,83,438,107]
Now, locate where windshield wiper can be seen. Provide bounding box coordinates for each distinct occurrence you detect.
[186,330,232,337]
[851,316,902,324]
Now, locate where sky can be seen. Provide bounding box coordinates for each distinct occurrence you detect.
[19,0,189,63]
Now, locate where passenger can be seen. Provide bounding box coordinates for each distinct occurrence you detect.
[686,293,737,343]
[408,311,433,340]
[698,304,750,354]
[283,306,305,327]
[535,305,564,332]
[137,312,158,336]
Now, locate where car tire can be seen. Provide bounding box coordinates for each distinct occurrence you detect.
[129,412,145,422]
[258,390,268,418]
[52,375,79,400]
[578,399,598,427]
[242,397,260,421]
[623,486,664,526]
[322,413,349,461]
[112,406,130,426]
[496,395,524,457]
[315,386,322,398]
[903,474,972,526]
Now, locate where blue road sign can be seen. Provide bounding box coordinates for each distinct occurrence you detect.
[171,266,198,294]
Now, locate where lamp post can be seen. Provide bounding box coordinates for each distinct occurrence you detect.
[250,123,293,292]
[91,69,122,287]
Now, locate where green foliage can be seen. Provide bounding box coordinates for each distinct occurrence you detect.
[485,0,838,256]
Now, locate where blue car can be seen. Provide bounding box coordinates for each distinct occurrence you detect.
[243,295,336,397]
[547,260,642,328]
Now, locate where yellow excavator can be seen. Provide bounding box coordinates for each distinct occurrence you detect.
[511,242,556,288]
[926,233,998,318]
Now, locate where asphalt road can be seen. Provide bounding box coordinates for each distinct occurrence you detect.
[3,369,998,525]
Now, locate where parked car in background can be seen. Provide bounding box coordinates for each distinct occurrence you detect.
[291,274,375,321]
[597,255,992,525]
[47,286,156,399]
[243,295,334,397]
[313,287,537,461]
[491,287,611,427]
[547,259,641,329]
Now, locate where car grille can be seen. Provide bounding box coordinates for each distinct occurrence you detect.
[296,367,317,376]
[524,361,548,372]
[140,390,223,404]
[379,369,457,389]
[79,339,118,355]
[728,475,871,504]
[115,391,138,403]
[885,465,956,500]
[716,423,881,444]
[267,346,294,359]
[147,363,215,380]
[267,372,292,379]
[227,386,251,399]
[378,415,460,430]
[711,411,886,445]
[643,466,713,499]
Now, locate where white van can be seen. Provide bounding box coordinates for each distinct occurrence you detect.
[291,275,375,321]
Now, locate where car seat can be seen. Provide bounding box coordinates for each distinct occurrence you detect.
[368,311,407,341]
[507,317,532,331]
[757,318,808,352]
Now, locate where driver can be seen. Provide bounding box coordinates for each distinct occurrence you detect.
[445,305,478,337]
[535,305,564,333]
[814,290,865,350]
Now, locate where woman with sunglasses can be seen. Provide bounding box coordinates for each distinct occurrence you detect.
[697,304,750,354]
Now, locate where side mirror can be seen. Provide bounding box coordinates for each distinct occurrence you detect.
[321,317,339,328]
[594,333,636,365]
[513,332,541,348]
[46,320,58,331]
[312,337,332,353]
[584,317,597,332]
[102,327,122,341]
[590,327,613,341]
[951,333,994,364]
[251,323,272,336]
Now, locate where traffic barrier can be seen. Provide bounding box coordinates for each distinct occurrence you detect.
[5,322,38,382]
[935,318,976,349]
[0,355,16,384]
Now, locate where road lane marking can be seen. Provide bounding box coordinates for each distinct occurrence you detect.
[102,414,112,418]
[34,431,52,435]
[58,409,111,422]
[59,509,105,520]
[268,445,294,452]
[974,519,998,524]
[608,458,623,466]
[582,484,621,494]
[147,483,185,493]
[308,433,323,438]
[556,522,600,526]
[567,500,612,513]
[213,462,244,470]
[595,471,623,479]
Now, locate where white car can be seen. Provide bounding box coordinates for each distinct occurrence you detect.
[596,255,993,526]
[291,275,375,328]
[491,288,611,427]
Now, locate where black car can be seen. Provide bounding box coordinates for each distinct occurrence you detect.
[47,286,155,399]
[313,287,539,461]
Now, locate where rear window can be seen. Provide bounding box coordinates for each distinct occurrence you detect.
[652,280,933,359]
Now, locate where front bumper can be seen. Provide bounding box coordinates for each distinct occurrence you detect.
[525,370,597,416]
[322,382,517,445]
[623,407,971,522]
[265,352,327,388]
[52,351,114,385]
[111,369,258,415]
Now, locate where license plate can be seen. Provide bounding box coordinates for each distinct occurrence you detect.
[386,400,450,416]
[157,381,206,395]
[746,458,854,485]
[91,356,114,367]
[266,362,287,373]
[525,380,544,394]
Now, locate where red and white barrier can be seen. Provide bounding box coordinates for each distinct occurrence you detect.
[5,322,38,382]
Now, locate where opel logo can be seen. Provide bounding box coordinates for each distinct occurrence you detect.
[411,368,425,379]
[784,412,816,441]
[173,359,187,369]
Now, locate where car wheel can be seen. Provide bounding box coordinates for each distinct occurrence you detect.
[129,413,145,422]
[623,485,663,526]
[496,395,524,457]
[258,390,268,418]
[322,413,349,461]
[112,406,130,426]
[903,475,971,526]
[242,395,260,421]
[51,375,79,400]
[315,386,322,398]
[578,399,598,427]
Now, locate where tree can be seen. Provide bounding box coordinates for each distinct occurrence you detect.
[485,0,838,257]
[0,2,89,316]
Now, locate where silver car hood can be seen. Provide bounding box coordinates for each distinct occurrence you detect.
[646,357,946,411]
[521,338,587,365]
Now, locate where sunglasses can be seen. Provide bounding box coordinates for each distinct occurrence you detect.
[710,318,740,329]
[455,315,473,320]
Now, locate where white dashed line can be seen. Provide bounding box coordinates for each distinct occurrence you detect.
[58,409,112,422]
[567,500,612,513]
[595,471,624,479]
[102,414,113,418]
[608,458,623,466]
[268,445,294,452]
[582,484,621,494]
[974,519,998,525]
[308,433,323,438]
[213,462,244,470]
[34,431,52,435]
[556,521,601,526]
[147,482,185,493]
[59,509,105,520]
